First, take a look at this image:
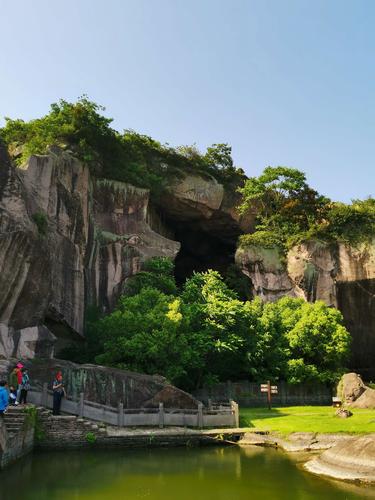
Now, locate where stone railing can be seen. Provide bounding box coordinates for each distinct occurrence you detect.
[28,385,239,428]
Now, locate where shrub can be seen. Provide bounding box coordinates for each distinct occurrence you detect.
[85,432,97,444]
[32,211,48,236]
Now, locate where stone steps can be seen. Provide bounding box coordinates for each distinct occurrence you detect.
[3,415,25,422]
[3,406,27,435]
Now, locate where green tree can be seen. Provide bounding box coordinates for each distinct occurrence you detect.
[205,143,233,170]
[181,271,252,384]
[239,167,374,250]
[239,166,329,238]
[275,297,351,383]
[95,288,203,387]
[123,257,177,296]
[61,262,351,389]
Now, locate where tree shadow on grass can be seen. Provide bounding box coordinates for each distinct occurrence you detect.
[240,407,288,428]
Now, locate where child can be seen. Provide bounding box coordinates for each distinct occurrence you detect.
[9,385,18,405]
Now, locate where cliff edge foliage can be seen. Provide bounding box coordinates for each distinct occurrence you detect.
[239,166,375,251]
[0,97,245,193]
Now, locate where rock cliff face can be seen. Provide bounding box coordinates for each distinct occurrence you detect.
[0,147,179,358]
[0,148,247,359]
[1,144,374,379]
[236,239,375,377]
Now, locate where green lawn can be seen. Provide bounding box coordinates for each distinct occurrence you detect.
[239,406,375,434]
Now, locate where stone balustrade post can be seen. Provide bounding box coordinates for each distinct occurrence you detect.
[158,402,164,429]
[118,402,124,426]
[197,403,203,429]
[230,400,239,428]
[78,392,84,417]
[42,383,48,407]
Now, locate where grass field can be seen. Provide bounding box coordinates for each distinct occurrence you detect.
[239,406,375,434]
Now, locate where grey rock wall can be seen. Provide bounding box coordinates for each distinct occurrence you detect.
[0,148,179,358]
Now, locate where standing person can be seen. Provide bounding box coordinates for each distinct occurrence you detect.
[19,368,30,405]
[9,367,19,406]
[0,381,9,417]
[16,363,23,402]
[52,371,65,416]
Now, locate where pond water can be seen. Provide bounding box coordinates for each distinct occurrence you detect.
[0,446,374,500]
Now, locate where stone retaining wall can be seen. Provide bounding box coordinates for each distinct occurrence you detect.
[0,418,34,469]
[37,410,104,449]
[37,409,241,450]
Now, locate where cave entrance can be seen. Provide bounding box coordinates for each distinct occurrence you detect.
[171,223,237,286]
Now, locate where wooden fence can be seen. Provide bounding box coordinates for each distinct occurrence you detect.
[194,380,333,407]
[28,384,239,429]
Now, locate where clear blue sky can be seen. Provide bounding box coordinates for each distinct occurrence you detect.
[1,0,374,202]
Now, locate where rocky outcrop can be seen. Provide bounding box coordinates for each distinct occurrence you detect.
[24,358,200,409]
[0,325,56,360]
[239,431,351,452]
[89,178,179,312]
[158,170,252,241]
[235,245,296,301]
[338,373,375,408]
[305,434,375,482]
[0,148,179,357]
[338,373,367,403]
[236,239,375,376]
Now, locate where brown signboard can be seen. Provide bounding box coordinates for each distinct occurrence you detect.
[260,381,278,409]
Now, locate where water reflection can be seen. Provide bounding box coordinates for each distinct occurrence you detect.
[0,446,374,500]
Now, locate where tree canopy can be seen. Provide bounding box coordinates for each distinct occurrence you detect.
[239,166,375,250]
[0,97,245,190]
[63,258,351,390]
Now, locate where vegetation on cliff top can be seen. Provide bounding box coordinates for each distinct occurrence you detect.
[239,166,375,251]
[2,97,373,250]
[0,97,245,191]
[62,257,350,390]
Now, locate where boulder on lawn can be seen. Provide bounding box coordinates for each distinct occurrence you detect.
[337,372,375,409]
[335,408,352,418]
[338,373,366,402]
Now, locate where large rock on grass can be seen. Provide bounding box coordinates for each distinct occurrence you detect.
[338,372,375,409]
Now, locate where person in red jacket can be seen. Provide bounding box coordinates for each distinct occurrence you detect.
[16,362,23,402]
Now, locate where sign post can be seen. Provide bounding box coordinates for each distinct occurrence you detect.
[260,381,278,410]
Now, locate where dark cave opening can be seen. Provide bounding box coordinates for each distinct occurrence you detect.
[171,222,238,286]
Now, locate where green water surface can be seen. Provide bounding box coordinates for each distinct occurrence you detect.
[0,446,374,500]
